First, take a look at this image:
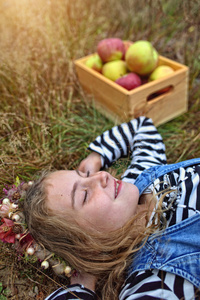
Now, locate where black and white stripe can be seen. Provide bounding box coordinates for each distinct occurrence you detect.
[45,284,96,300]
[45,117,200,300]
[88,117,167,182]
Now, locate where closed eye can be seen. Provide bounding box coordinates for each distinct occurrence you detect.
[76,169,90,178]
[83,188,87,204]
[83,170,90,204]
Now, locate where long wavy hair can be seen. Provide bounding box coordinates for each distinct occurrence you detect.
[24,170,167,300]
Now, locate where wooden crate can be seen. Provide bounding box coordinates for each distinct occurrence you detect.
[74,54,189,126]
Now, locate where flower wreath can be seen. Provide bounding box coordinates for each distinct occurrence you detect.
[0,177,76,278]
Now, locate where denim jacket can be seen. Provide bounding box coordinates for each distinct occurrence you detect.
[128,158,200,289]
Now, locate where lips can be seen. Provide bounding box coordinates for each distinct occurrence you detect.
[114,179,122,199]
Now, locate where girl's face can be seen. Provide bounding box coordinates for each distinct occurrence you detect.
[45,170,140,232]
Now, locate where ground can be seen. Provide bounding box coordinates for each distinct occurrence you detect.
[0,244,69,299]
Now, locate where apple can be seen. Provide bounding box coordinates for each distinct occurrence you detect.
[115,73,142,90]
[97,38,125,63]
[149,65,174,93]
[85,54,103,73]
[122,40,133,59]
[149,65,174,81]
[125,40,159,75]
[102,60,127,81]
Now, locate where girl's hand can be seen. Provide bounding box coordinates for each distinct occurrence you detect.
[70,271,97,291]
[78,152,102,174]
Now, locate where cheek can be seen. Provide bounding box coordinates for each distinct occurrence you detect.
[47,194,73,215]
[77,203,111,230]
[92,203,119,229]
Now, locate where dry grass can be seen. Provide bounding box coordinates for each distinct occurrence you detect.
[0,0,200,298]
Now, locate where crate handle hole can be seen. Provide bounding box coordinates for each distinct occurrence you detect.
[147,85,174,101]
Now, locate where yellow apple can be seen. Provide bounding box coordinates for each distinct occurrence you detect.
[102,60,127,81]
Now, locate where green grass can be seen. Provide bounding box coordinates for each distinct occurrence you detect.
[0,0,200,298]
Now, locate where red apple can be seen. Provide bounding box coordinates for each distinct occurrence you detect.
[125,40,159,75]
[122,40,133,59]
[85,54,103,73]
[97,38,125,63]
[115,73,142,90]
[102,60,127,81]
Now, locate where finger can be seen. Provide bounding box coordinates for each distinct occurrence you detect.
[78,160,89,173]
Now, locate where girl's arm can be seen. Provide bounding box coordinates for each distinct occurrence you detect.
[79,117,167,180]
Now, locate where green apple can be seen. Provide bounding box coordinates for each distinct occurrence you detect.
[85,54,103,73]
[102,60,127,81]
[149,65,174,93]
[125,40,159,75]
[149,65,174,81]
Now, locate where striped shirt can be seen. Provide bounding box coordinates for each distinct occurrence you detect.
[46,117,200,300]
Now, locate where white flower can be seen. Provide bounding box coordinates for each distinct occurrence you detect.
[64,266,72,276]
[2,198,10,205]
[26,247,35,255]
[41,260,49,269]
[11,203,18,209]
[12,214,20,222]
[15,234,21,240]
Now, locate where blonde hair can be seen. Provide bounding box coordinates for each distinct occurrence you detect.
[24,170,165,300]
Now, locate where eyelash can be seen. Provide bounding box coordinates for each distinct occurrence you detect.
[83,171,90,204]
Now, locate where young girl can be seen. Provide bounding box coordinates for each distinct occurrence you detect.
[24,116,200,300]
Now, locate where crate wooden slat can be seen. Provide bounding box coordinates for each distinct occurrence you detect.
[74,54,189,126]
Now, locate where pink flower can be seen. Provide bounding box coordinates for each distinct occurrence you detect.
[0,204,10,218]
[0,218,15,243]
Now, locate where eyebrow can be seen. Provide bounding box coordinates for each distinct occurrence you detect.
[71,170,81,209]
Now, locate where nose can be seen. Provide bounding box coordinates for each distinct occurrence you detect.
[88,171,108,188]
